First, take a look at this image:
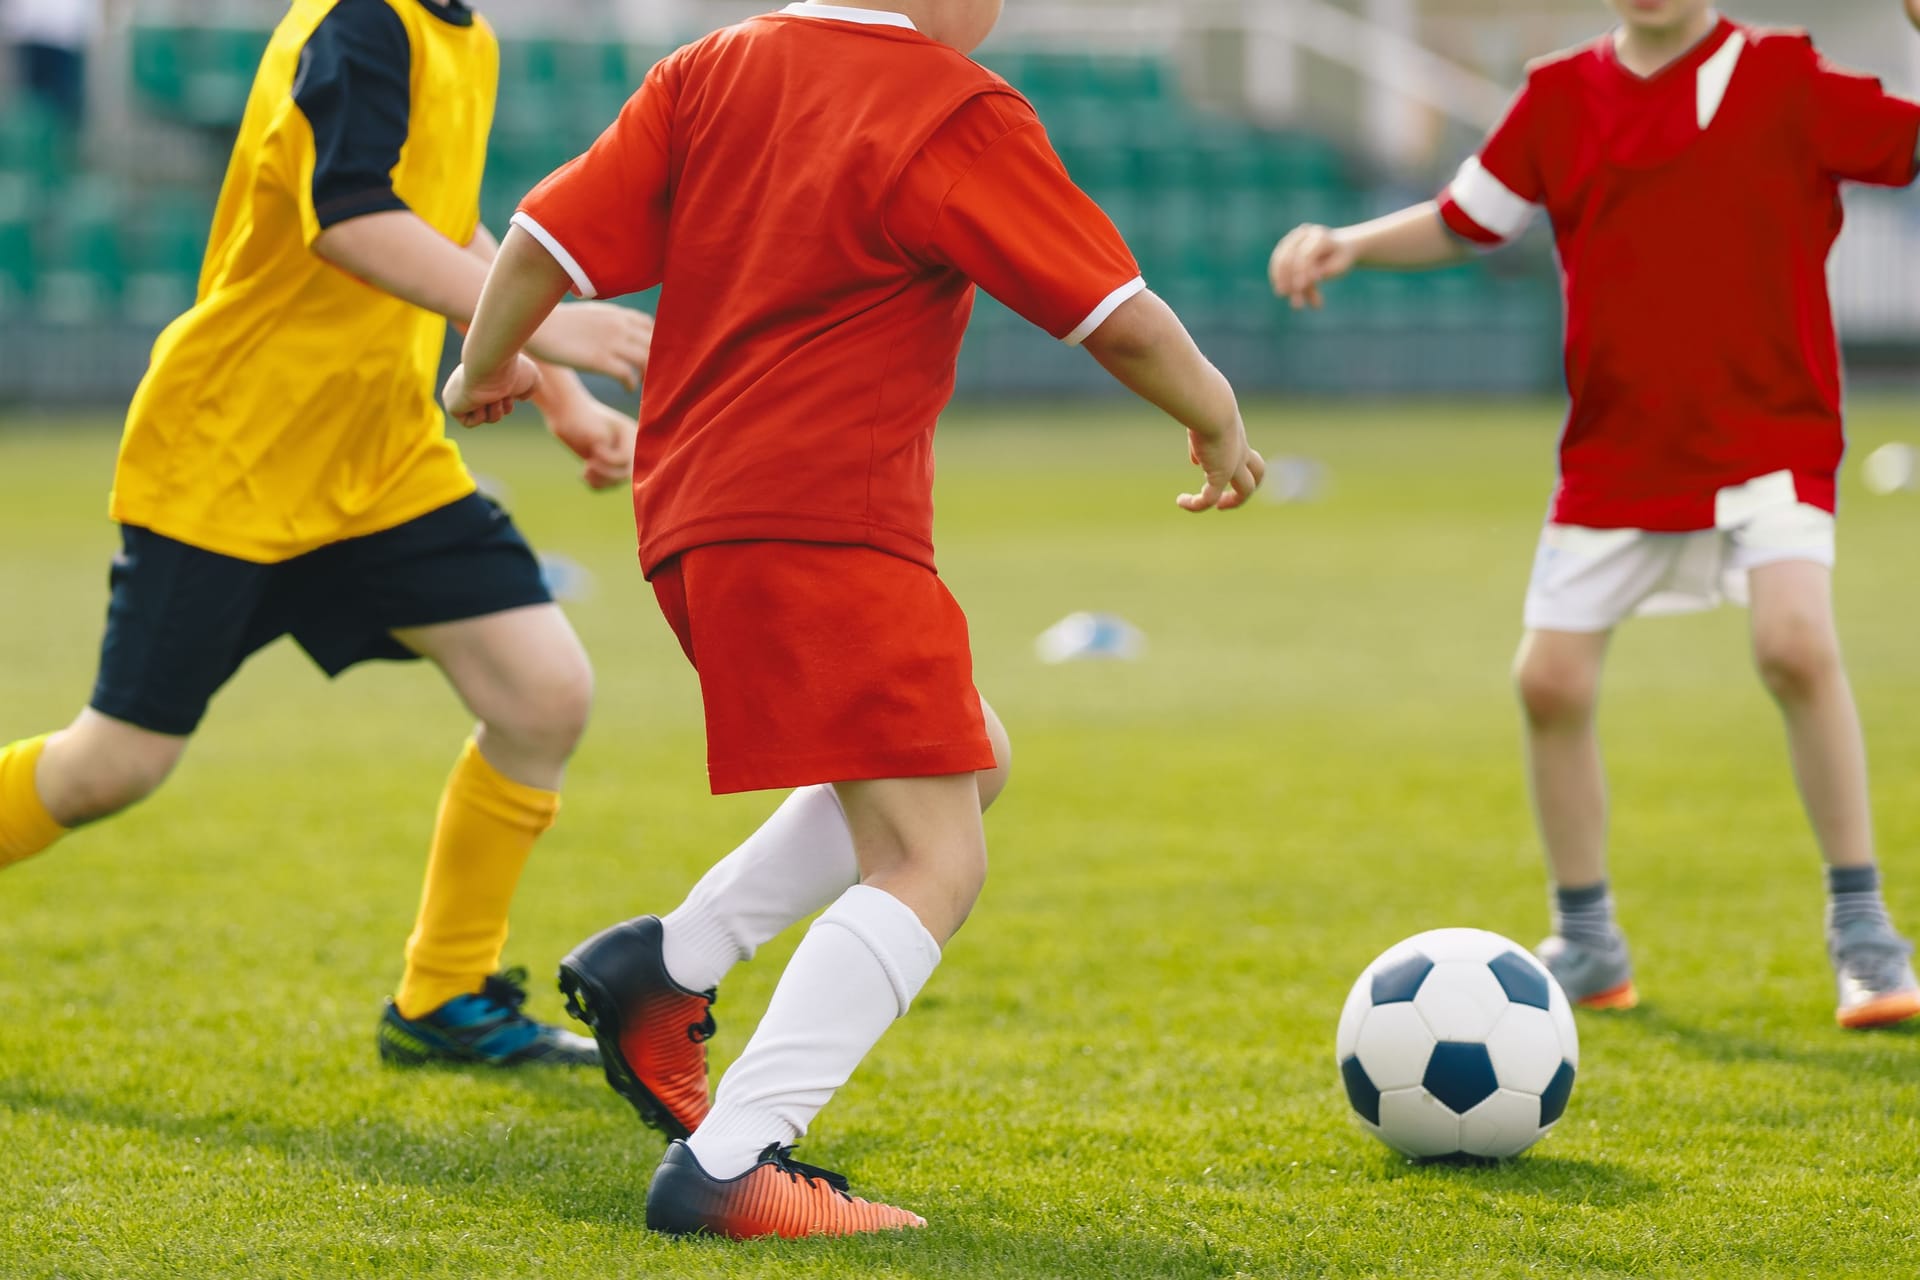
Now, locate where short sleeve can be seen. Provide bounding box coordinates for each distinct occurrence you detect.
[913,107,1142,344]
[514,56,678,300]
[1805,50,1920,187]
[290,0,413,242]
[1438,81,1544,246]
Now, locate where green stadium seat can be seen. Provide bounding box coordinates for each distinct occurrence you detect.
[37,177,124,325]
[182,28,269,126]
[0,100,70,187]
[0,175,36,315]
[131,26,188,113]
[498,38,562,87]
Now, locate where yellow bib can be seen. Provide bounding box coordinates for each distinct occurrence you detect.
[111,0,498,562]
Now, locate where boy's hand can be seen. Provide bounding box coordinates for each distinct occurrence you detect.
[1269,224,1358,310]
[546,397,638,491]
[526,302,654,392]
[1908,0,1919,31]
[1178,424,1266,512]
[443,355,541,427]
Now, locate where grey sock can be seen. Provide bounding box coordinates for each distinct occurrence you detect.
[1552,880,1622,950]
[1827,865,1893,934]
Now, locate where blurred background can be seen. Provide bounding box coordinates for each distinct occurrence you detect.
[0,0,1916,406]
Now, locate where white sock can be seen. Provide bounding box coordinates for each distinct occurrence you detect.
[660,785,860,992]
[686,884,940,1179]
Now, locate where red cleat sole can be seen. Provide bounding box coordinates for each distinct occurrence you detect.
[1575,980,1640,1011]
[1836,990,1920,1030]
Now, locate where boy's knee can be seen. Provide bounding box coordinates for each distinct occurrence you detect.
[1514,651,1598,727]
[487,657,594,759]
[41,727,180,825]
[977,714,1012,812]
[1754,617,1839,703]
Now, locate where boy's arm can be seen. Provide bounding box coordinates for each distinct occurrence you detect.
[1909,0,1919,32]
[1081,292,1264,511]
[1800,33,1920,185]
[1268,203,1465,311]
[444,225,575,427]
[900,98,1261,511]
[313,214,650,392]
[1272,77,1541,311]
[462,224,639,490]
[287,1,648,392]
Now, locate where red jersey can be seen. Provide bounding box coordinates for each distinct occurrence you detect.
[516,3,1142,574]
[1438,19,1920,531]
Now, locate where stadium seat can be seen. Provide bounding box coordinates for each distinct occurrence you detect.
[0,174,36,316]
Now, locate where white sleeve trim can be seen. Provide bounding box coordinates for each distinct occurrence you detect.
[1062,276,1147,346]
[1447,156,1538,242]
[510,211,598,300]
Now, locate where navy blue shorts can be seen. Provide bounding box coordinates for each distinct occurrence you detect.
[90,494,553,736]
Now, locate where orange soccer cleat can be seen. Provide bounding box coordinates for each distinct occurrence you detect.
[645,1141,926,1239]
[558,916,715,1138]
[1830,918,1920,1030]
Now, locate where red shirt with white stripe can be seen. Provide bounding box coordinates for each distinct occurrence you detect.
[1439,18,1920,531]
[516,3,1143,574]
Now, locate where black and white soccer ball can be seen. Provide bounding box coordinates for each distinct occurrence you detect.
[1336,928,1578,1159]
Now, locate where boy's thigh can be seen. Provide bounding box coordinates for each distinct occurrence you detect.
[1522,525,1701,633]
[279,493,554,678]
[668,541,996,796]
[1726,502,1835,576]
[89,525,282,737]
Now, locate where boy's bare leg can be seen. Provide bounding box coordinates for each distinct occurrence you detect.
[674,771,983,1188]
[376,604,599,1062]
[1514,629,1637,1007]
[659,697,1011,993]
[1514,629,1612,890]
[561,700,1010,1142]
[1,710,186,869]
[1747,560,1917,1028]
[1746,562,1873,870]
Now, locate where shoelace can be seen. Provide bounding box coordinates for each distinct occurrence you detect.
[758,1143,852,1199]
[1834,924,1916,987]
[688,992,717,1045]
[1843,941,1915,987]
[477,968,534,1015]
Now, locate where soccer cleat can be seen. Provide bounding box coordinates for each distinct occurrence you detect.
[557,915,715,1139]
[377,967,600,1067]
[1536,934,1639,1010]
[1829,917,1920,1030]
[645,1140,926,1239]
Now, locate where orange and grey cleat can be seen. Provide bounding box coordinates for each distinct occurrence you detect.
[645,1141,927,1239]
[1536,935,1639,1011]
[1830,919,1920,1030]
[558,916,715,1138]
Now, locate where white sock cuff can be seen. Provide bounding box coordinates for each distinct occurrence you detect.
[815,885,941,1018]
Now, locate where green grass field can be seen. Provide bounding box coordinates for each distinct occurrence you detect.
[3,400,1919,1279]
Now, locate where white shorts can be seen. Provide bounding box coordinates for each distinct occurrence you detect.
[1523,470,1836,633]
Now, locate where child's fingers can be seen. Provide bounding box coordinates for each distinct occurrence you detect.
[1177,477,1224,511]
[605,359,641,393]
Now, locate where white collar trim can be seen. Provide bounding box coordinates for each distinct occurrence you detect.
[780,3,917,32]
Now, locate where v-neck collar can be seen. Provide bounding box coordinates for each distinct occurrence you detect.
[1603,14,1733,85]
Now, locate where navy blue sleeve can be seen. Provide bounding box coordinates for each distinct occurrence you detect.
[291,0,413,229]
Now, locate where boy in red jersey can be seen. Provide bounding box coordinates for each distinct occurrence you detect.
[448,0,1263,1238]
[1271,0,1920,1029]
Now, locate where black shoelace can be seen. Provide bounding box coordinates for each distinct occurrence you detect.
[758,1143,852,1199]
[478,967,534,1016]
[688,993,717,1045]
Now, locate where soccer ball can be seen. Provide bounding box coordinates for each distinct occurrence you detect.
[1335,928,1578,1159]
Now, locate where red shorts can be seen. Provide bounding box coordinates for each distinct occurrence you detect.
[651,541,995,795]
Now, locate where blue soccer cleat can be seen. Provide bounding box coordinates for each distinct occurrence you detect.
[378,967,600,1066]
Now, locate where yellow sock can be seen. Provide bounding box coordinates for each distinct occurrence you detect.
[0,736,68,869]
[394,739,560,1019]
